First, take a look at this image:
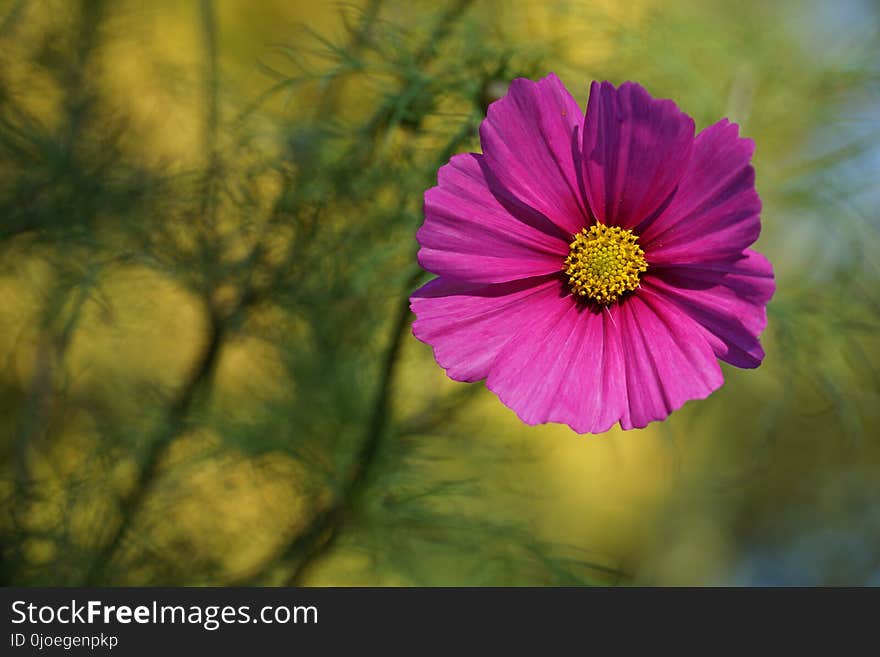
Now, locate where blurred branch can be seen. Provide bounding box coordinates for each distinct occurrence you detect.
[312,0,383,118]
[82,304,226,584]
[199,0,220,238]
[413,0,472,66]
[234,0,384,126]
[397,385,483,437]
[201,0,219,155]
[238,110,478,584]
[2,0,109,582]
[0,0,27,39]
[232,0,476,311]
[247,271,418,586]
[61,0,105,158]
[82,1,227,584]
[10,325,75,578]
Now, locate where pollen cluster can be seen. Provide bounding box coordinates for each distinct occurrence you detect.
[564,224,648,304]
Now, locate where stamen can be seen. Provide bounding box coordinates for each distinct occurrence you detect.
[564,224,648,304]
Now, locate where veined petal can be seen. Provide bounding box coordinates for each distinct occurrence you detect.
[581,81,695,229]
[483,299,632,434]
[486,301,594,433]
[410,275,565,383]
[643,250,775,368]
[417,153,569,284]
[641,119,761,263]
[485,284,724,433]
[616,290,724,429]
[479,73,588,235]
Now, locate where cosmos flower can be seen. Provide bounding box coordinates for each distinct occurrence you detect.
[410,75,774,433]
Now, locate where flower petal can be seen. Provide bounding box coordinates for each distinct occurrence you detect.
[479,73,588,236]
[485,300,628,434]
[581,81,695,229]
[616,290,724,429]
[484,286,722,433]
[643,250,775,368]
[417,153,569,284]
[640,119,762,264]
[410,275,565,383]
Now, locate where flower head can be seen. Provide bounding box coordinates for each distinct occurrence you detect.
[410,75,775,433]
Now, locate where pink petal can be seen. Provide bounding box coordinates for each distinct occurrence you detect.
[479,73,588,236]
[485,299,627,434]
[417,153,569,284]
[644,250,775,368]
[641,119,762,264]
[410,276,565,383]
[581,81,695,229]
[616,290,724,429]
[483,287,722,433]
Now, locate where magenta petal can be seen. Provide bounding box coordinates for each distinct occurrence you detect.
[616,290,724,429]
[417,153,569,284]
[581,81,695,228]
[485,301,627,434]
[644,250,775,368]
[410,276,564,383]
[479,73,588,236]
[641,119,762,264]
[483,287,722,433]
[484,299,630,434]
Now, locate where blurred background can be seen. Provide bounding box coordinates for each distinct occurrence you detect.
[0,0,878,586]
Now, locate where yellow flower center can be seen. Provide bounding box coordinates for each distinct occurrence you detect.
[564,224,648,305]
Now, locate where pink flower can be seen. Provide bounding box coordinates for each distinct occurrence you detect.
[410,75,775,433]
